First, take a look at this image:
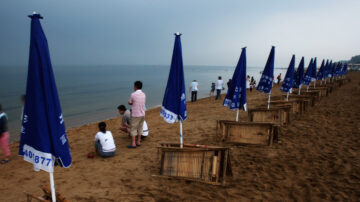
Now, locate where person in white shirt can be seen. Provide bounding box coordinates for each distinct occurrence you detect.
[215,76,224,100]
[246,75,251,89]
[94,122,116,157]
[190,80,199,102]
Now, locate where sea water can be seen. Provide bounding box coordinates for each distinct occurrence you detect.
[0,65,286,142]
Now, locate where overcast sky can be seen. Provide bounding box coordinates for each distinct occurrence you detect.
[0,0,359,67]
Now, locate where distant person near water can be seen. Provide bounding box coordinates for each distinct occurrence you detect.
[277,73,282,85]
[190,80,198,102]
[227,79,232,88]
[94,122,116,158]
[128,81,146,148]
[215,76,224,100]
[250,77,256,92]
[209,82,215,96]
[246,75,251,89]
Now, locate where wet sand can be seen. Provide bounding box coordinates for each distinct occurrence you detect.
[1,72,359,201]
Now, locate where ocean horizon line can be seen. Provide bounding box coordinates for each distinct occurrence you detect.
[0,63,287,69]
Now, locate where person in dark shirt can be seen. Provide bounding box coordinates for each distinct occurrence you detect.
[0,104,10,163]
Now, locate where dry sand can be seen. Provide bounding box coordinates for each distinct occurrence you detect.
[1,72,359,201]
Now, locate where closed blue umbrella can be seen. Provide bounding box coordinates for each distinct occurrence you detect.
[280,55,295,100]
[160,33,187,148]
[223,47,247,121]
[294,57,305,94]
[316,59,325,81]
[330,62,336,79]
[312,58,317,88]
[18,13,72,202]
[335,63,342,77]
[327,60,333,78]
[303,58,314,87]
[342,64,348,76]
[324,60,330,84]
[257,46,275,109]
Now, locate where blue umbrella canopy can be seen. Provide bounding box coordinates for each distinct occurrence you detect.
[294,57,305,88]
[317,59,325,80]
[223,47,247,111]
[324,60,330,79]
[257,46,275,94]
[327,60,333,78]
[160,33,187,123]
[312,57,317,80]
[280,55,295,93]
[303,58,314,85]
[342,64,348,75]
[330,62,336,78]
[18,13,72,172]
[335,63,343,76]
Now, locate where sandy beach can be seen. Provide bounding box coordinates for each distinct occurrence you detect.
[1,72,359,201]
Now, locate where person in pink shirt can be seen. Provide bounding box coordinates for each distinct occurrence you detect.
[128,81,146,148]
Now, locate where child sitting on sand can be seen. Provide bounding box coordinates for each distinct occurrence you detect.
[94,122,116,157]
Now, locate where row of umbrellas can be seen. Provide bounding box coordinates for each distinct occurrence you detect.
[285,55,349,92]
[18,14,349,201]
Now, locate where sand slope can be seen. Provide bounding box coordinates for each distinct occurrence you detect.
[0,72,359,201]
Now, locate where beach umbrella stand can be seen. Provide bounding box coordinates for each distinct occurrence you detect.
[304,58,314,92]
[294,57,305,95]
[223,47,247,121]
[19,13,72,202]
[280,55,295,102]
[267,93,271,109]
[159,37,233,183]
[160,33,187,149]
[257,46,275,109]
[220,47,285,144]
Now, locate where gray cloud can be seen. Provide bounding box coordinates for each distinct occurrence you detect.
[0,0,359,67]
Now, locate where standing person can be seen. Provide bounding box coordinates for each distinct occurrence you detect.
[117,105,131,134]
[94,122,116,157]
[215,76,224,100]
[209,82,215,96]
[0,104,10,163]
[246,75,251,89]
[277,73,282,85]
[250,77,255,92]
[128,81,146,148]
[190,80,198,102]
[227,79,232,88]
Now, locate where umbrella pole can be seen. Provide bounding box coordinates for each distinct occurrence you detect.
[298,86,301,95]
[286,92,289,101]
[180,122,183,149]
[49,172,56,202]
[306,86,309,92]
[267,93,271,109]
[235,109,239,122]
